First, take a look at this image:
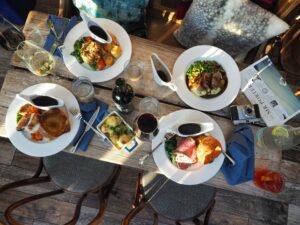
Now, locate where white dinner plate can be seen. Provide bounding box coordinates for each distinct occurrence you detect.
[62,18,132,83]
[173,45,240,111]
[152,109,225,185]
[5,83,80,157]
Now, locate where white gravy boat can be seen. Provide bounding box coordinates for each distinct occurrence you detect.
[150,53,177,92]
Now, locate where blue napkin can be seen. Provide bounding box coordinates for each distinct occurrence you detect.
[221,125,255,185]
[44,15,78,57]
[72,100,108,151]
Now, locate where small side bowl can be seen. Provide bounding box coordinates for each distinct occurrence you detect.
[97,111,136,150]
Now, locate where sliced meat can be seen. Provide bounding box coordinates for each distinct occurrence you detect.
[200,73,212,91]
[27,113,40,130]
[177,162,191,170]
[211,71,223,89]
[176,136,185,146]
[16,113,31,131]
[175,137,198,166]
[176,137,196,153]
[18,104,40,115]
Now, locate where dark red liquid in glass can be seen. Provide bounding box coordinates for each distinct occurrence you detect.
[137,113,158,133]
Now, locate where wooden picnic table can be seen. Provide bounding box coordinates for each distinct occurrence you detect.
[0,11,299,210]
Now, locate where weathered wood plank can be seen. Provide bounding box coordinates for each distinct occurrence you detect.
[287,204,300,225]
[0,138,15,165]
[215,189,288,225]
[0,212,33,225]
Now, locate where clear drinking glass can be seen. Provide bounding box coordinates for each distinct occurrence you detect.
[0,15,25,51]
[125,61,144,82]
[139,97,160,117]
[72,76,95,103]
[24,24,43,46]
[16,40,55,76]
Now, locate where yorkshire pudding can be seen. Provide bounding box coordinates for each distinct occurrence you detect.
[40,108,70,137]
[196,135,222,164]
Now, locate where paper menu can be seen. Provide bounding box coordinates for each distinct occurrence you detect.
[240,56,300,126]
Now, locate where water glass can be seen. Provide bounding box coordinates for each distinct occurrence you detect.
[139,97,160,117]
[125,61,144,82]
[72,76,94,103]
[16,40,55,76]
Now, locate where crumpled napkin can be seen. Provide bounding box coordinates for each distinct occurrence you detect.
[221,125,255,185]
[72,99,108,151]
[44,15,77,57]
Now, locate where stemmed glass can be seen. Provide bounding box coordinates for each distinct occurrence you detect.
[15,41,56,77]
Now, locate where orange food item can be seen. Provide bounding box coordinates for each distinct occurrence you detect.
[18,104,41,115]
[31,132,43,141]
[97,59,106,70]
[196,135,222,164]
[85,36,92,42]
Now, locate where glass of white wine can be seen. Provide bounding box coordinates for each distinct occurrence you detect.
[16,40,55,76]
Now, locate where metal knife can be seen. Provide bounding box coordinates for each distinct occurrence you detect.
[70,106,100,153]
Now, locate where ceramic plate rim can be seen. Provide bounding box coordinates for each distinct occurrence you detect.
[152,109,225,185]
[62,18,132,83]
[5,83,80,157]
[172,45,240,111]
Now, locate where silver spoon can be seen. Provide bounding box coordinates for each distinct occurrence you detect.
[16,94,64,110]
[80,12,112,44]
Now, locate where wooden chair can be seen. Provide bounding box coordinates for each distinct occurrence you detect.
[122,171,216,225]
[0,152,121,225]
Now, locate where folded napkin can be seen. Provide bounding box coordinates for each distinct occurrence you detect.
[221,125,255,185]
[72,99,108,151]
[44,15,78,57]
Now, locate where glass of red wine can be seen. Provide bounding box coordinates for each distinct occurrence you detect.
[134,113,159,142]
[0,15,25,51]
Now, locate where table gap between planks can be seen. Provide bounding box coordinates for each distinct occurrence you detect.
[0,11,299,206]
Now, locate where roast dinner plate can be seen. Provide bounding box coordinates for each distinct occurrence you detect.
[152,109,225,185]
[62,18,132,83]
[5,83,80,157]
[173,45,240,111]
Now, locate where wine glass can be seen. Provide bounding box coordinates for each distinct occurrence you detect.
[16,40,56,77]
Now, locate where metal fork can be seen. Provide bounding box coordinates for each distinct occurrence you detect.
[139,132,175,165]
[47,19,68,54]
[69,107,105,140]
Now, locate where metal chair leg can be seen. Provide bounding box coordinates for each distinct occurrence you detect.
[203,199,215,225]
[88,166,121,225]
[64,193,87,225]
[5,189,64,225]
[0,159,45,194]
[153,213,158,225]
[122,201,147,225]
[192,218,201,225]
